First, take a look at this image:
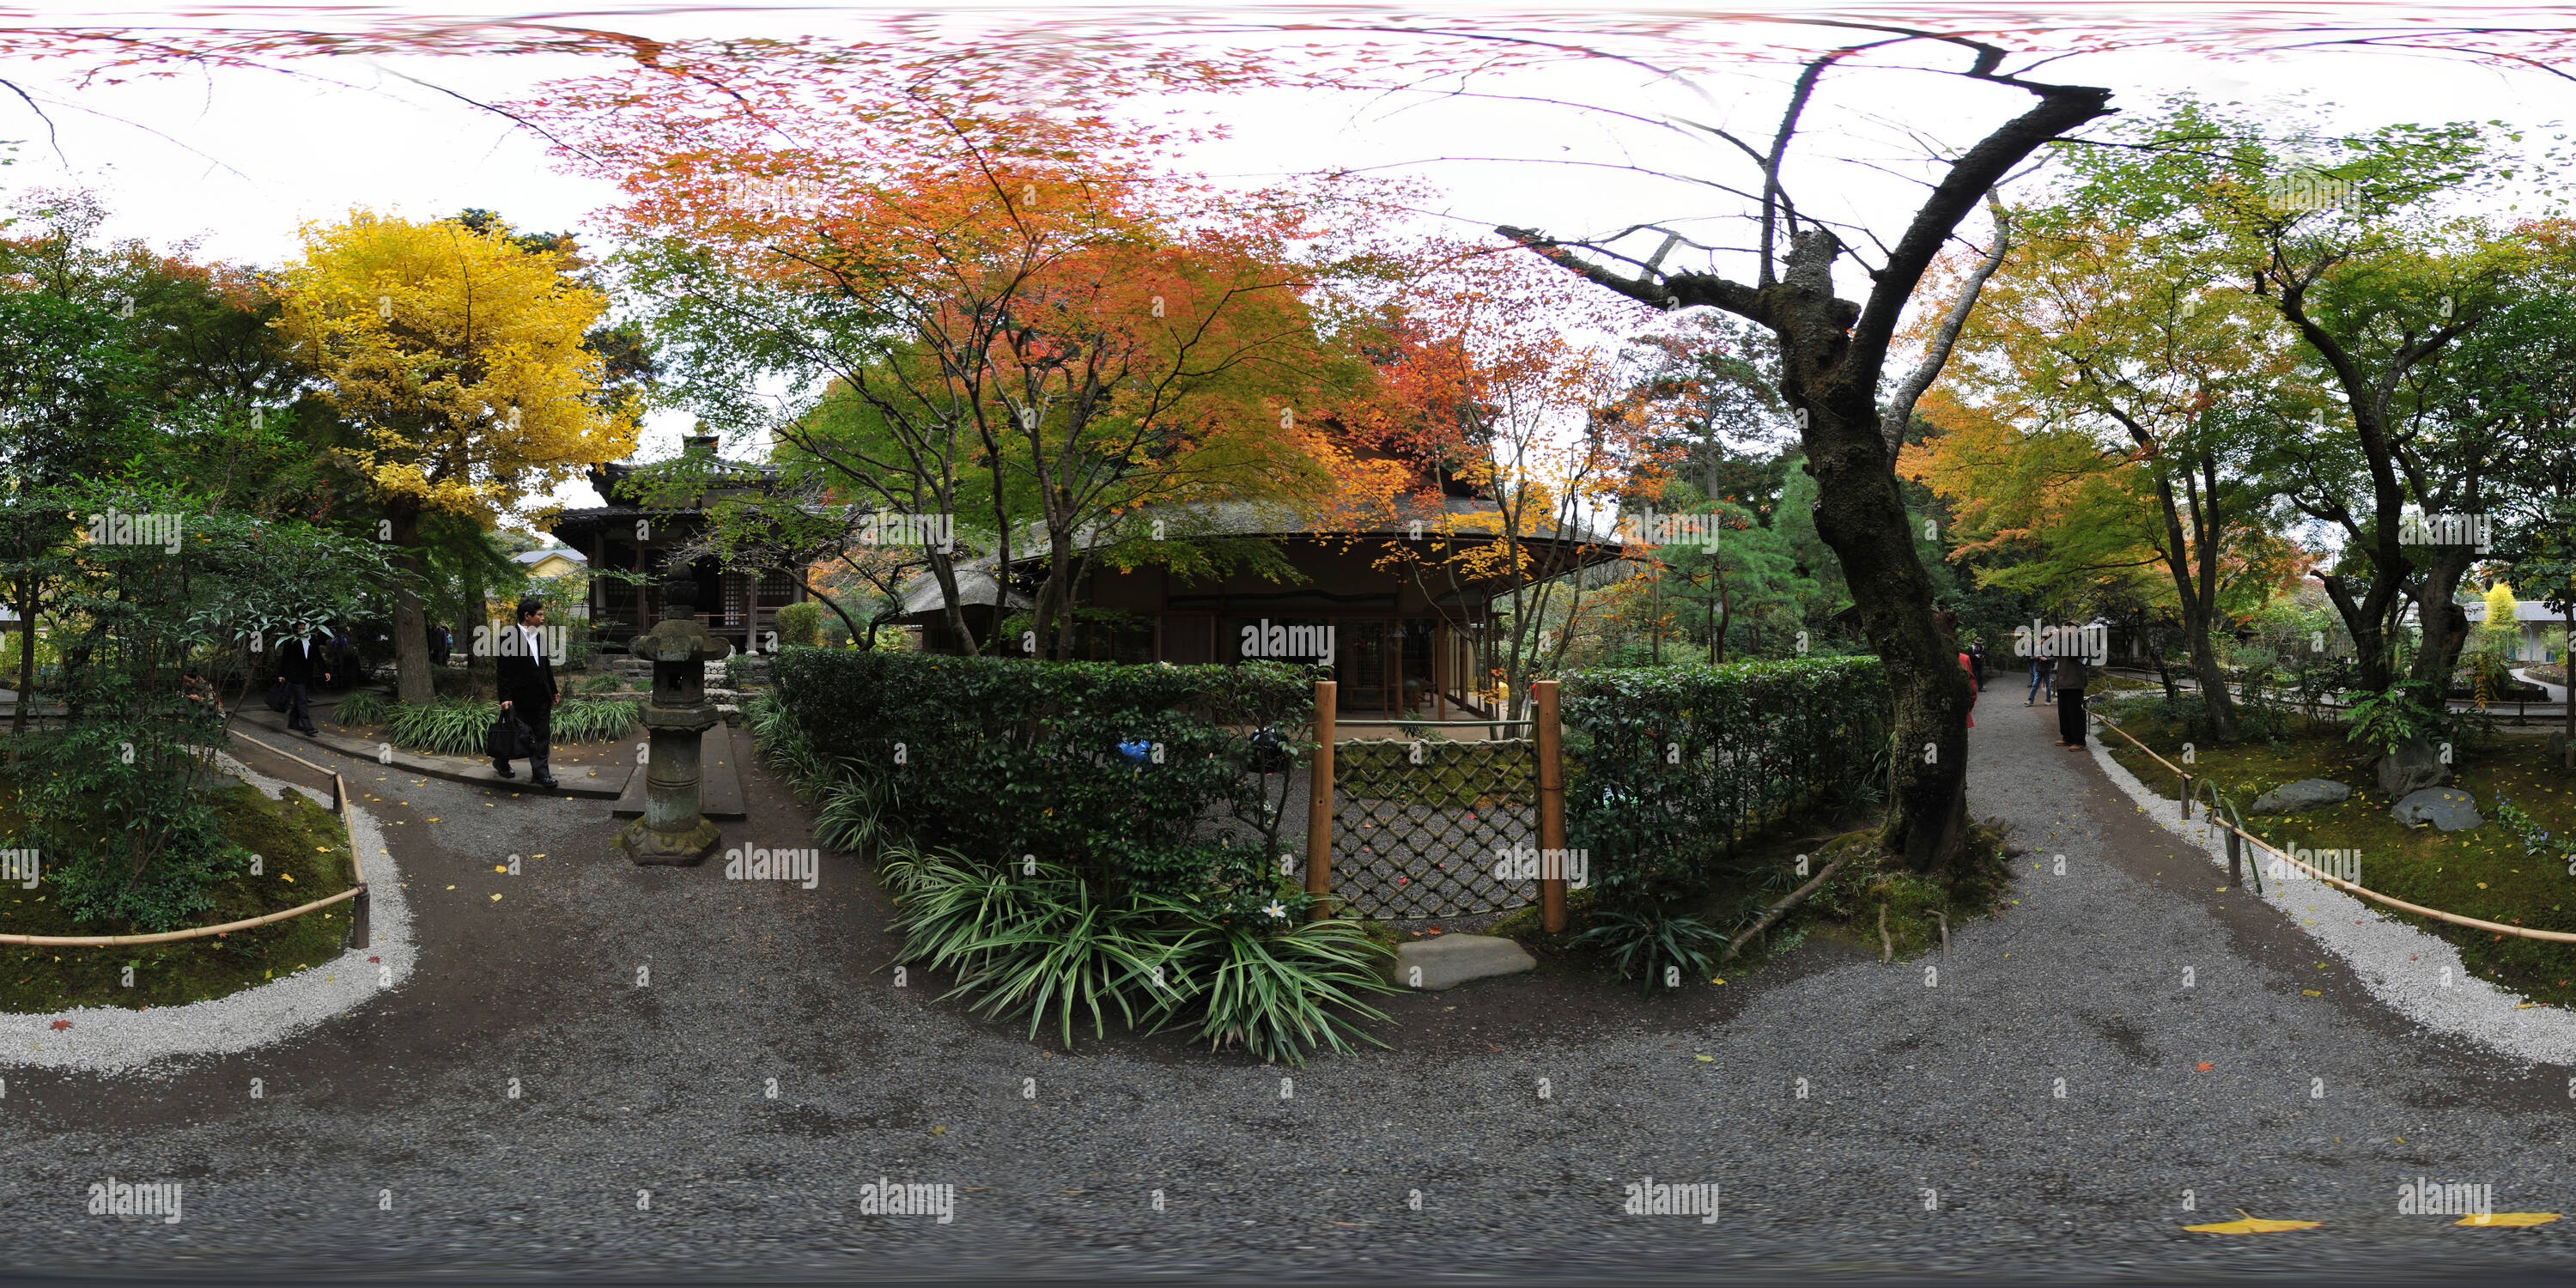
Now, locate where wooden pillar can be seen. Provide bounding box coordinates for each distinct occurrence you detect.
[1534,678,1567,933]
[1307,678,1335,921]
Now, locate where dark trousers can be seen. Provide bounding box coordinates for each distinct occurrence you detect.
[286,682,314,732]
[2057,686,2087,745]
[497,701,552,775]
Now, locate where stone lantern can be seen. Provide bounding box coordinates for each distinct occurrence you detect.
[616,580,734,865]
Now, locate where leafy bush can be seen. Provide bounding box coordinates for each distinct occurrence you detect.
[16,493,392,930]
[2346,681,2452,755]
[1572,908,1728,997]
[776,600,823,647]
[1562,657,1889,913]
[769,649,1315,902]
[881,843,1390,1064]
[331,689,392,727]
[575,672,629,695]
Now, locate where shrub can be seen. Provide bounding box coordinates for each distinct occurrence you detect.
[881,843,1391,1064]
[1571,908,1728,997]
[769,649,1315,902]
[1152,908,1394,1062]
[575,672,628,695]
[776,600,823,647]
[550,697,642,743]
[332,689,392,727]
[1561,656,1889,913]
[380,696,639,754]
[386,698,498,756]
[2346,681,2453,756]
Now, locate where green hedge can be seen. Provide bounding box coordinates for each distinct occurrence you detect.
[1563,657,1889,908]
[769,649,1316,906]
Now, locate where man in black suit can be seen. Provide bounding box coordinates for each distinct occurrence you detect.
[495,596,560,787]
[276,632,331,735]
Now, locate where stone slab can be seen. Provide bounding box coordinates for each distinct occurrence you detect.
[2391,786,2482,832]
[2251,778,2352,815]
[1393,933,1535,991]
[612,722,747,820]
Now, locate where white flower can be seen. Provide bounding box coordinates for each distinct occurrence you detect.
[1262,900,1289,920]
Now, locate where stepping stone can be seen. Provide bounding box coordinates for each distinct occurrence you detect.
[2391,787,2482,832]
[2251,778,2351,814]
[1394,933,1534,990]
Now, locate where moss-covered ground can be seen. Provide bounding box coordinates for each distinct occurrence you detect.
[0,769,357,1013]
[2102,709,2576,1005]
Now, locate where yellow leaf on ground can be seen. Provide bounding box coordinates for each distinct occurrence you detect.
[489,893,502,901]
[2184,1210,2322,1233]
[2457,1212,2559,1226]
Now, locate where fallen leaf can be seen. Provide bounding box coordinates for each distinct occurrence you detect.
[280,873,295,883]
[2184,1210,2322,1233]
[490,893,502,901]
[1693,1054,1713,1062]
[2196,1062,2215,1071]
[2458,1212,2560,1226]
[49,1019,70,1030]
[931,1124,947,1136]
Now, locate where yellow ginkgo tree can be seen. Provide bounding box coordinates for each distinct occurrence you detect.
[276,210,638,702]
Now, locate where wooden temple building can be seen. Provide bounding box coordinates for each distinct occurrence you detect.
[544,434,811,657]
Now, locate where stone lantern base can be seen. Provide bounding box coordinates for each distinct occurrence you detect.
[615,814,722,866]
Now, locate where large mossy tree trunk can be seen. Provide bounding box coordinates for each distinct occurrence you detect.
[386,501,434,706]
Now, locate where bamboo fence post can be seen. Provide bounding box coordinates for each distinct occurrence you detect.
[1534,679,1567,933]
[1307,678,1335,921]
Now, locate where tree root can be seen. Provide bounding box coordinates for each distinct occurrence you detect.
[1722,848,1856,963]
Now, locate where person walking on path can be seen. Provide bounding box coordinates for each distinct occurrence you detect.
[495,596,561,787]
[2027,652,2055,706]
[1938,611,1978,728]
[2054,647,2093,749]
[276,630,331,736]
[1966,641,1987,692]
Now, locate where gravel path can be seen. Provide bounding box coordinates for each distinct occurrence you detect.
[5,705,2576,1279]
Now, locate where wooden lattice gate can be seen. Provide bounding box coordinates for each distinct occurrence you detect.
[1303,679,1571,928]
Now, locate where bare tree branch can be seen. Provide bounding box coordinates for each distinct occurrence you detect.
[1880,197,2012,462]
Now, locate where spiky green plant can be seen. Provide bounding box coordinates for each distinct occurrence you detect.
[386,698,500,756]
[1148,907,1394,1065]
[1573,908,1728,998]
[550,697,641,744]
[331,689,392,728]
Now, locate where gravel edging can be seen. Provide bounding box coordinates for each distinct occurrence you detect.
[0,753,415,1072]
[2087,730,2576,1063]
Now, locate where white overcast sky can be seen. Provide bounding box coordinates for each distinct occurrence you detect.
[3,4,2569,528]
